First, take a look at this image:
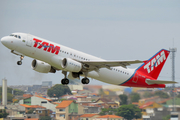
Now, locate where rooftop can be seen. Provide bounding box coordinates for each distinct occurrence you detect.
[56,100,73,108]
[97,115,123,118]
[80,114,98,118]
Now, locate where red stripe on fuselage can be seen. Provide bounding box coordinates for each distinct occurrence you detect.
[121,71,165,88]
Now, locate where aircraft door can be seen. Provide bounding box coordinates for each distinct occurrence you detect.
[132,73,138,83]
[26,35,33,47]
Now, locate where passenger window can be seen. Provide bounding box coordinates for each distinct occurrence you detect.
[18,36,21,39]
[14,35,17,38]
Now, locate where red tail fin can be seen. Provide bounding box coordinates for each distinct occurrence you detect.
[137,49,170,79]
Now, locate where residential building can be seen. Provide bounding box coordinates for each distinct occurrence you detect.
[56,100,84,120]
[95,98,119,108]
[93,115,123,120]
[19,95,56,112]
[139,101,163,119]
[80,114,100,120]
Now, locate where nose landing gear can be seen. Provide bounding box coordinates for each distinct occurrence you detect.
[17,56,24,65]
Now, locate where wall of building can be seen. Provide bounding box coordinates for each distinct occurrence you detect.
[69,102,78,114]
[31,96,56,112]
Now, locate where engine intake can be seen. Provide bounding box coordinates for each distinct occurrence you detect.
[61,58,82,72]
[32,59,56,73]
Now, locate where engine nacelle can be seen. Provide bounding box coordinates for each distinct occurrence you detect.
[31,59,56,73]
[61,58,82,72]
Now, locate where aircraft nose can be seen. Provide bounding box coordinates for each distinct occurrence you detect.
[1,36,7,46]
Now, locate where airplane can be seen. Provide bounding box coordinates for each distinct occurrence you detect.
[1,32,177,88]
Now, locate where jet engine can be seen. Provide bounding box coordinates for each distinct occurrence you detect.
[31,59,56,73]
[61,58,82,72]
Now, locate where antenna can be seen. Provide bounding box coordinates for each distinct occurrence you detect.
[169,39,177,112]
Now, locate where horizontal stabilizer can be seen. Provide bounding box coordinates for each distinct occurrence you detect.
[146,79,177,85]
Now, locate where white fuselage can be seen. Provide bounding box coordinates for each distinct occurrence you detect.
[1,33,135,85]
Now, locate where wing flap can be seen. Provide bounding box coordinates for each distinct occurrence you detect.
[146,79,177,85]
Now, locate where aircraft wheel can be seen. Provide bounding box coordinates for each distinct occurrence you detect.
[61,78,69,85]
[64,78,69,84]
[82,78,90,84]
[17,61,22,65]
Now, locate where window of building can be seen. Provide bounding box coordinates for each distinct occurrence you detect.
[38,110,42,113]
[60,114,65,118]
[41,101,47,103]
[59,109,65,111]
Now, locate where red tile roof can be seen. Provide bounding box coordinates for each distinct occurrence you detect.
[139,101,154,109]
[132,102,139,105]
[20,104,46,109]
[35,95,52,101]
[97,115,123,118]
[25,118,38,120]
[80,114,98,118]
[56,100,73,108]
[23,94,33,98]
[20,104,31,108]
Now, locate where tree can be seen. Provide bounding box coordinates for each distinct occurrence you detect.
[154,91,169,98]
[116,104,142,120]
[39,116,51,120]
[0,109,9,118]
[99,108,116,115]
[119,94,128,105]
[130,92,140,102]
[27,109,34,114]
[143,91,154,98]
[47,84,72,98]
[13,89,24,95]
[163,115,171,120]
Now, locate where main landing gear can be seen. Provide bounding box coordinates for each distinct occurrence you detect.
[61,71,69,85]
[61,71,90,85]
[17,56,24,65]
[81,78,90,84]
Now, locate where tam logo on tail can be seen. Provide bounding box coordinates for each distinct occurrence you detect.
[144,51,166,73]
[137,49,170,79]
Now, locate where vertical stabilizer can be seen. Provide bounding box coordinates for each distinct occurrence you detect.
[137,49,170,79]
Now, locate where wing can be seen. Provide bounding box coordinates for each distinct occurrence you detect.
[80,60,143,70]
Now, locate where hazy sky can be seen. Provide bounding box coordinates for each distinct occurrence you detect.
[0,0,180,86]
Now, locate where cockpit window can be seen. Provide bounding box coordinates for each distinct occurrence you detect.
[9,34,21,39]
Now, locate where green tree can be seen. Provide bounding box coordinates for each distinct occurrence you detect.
[0,109,9,118]
[99,108,116,115]
[47,84,72,98]
[155,91,169,98]
[163,115,171,120]
[119,94,128,105]
[116,104,142,120]
[7,93,13,102]
[14,89,24,95]
[143,91,154,98]
[39,116,51,120]
[27,109,34,114]
[130,92,141,102]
